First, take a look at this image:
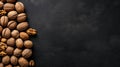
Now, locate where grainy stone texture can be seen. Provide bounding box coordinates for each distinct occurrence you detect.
[18,0,120,67]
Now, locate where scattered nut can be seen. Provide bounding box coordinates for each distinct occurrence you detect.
[5,46,14,55]
[13,48,22,57]
[16,38,23,48]
[20,32,29,40]
[24,40,33,48]
[26,28,37,36]
[3,3,15,12]
[7,11,17,20]
[17,13,27,22]
[22,49,32,58]
[11,30,19,38]
[17,22,29,31]
[2,28,11,38]
[0,16,9,27]
[15,2,24,13]
[10,56,18,65]
[7,37,15,46]
[2,55,10,65]
[18,57,28,67]
[7,21,17,30]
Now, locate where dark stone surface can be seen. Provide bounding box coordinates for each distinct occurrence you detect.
[18,0,120,67]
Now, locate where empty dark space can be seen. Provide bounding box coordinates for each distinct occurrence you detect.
[19,0,120,67]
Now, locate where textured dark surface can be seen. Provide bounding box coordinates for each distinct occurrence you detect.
[18,0,120,67]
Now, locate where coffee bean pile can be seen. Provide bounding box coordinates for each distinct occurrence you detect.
[0,0,37,67]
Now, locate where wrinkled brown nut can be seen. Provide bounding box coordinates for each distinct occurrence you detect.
[0,10,7,16]
[0,1,3,9]
[7,11,17,19]
[29,60,35,67]
[15,2,24,13]
[11,30,19,38]
[6,0,16,3]
[13,48,22,57]
[18,57,28,67]
[0,51,7,56]
[0,26,3,34]
[0,63,4,67]
[3,3,15,12]
[24,40,33,48]
[5,46,14,55]
[2,55,10,65]
[0,16,9,27]
[16,38,23,48]
[17,13,27,22]
[7,21,17,30]
[26,28,37,36]
[5,64,12,67]
[2,28,11,38]
[22,49,32,58]
[11,56,18,65]
[20,32,29,40]
[7,37,15,46]
[17,22,28,31]
[1,38,7,43]
[0,42,7,51]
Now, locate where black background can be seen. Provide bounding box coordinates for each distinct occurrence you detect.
[19,0,120,67]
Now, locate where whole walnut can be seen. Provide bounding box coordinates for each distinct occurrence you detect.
[15,2,24,13]
[3,3,15,12]
[24,40,33,48]
[20,32,29,40]
[7,37,15,46]
[22,49,32,58]
[11,30,19,38]
[0,16,9,27]
[17,22,28,31]
[13,48,22,57]
[18,57,28,67]
[17,13,26,22]
[5,46,14,55]
[7,21,17,29]
[2,28,11,38]
[7,11,17,20]
[10,56,18,65]
[2,55,10,65]
[16,38,23,48]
